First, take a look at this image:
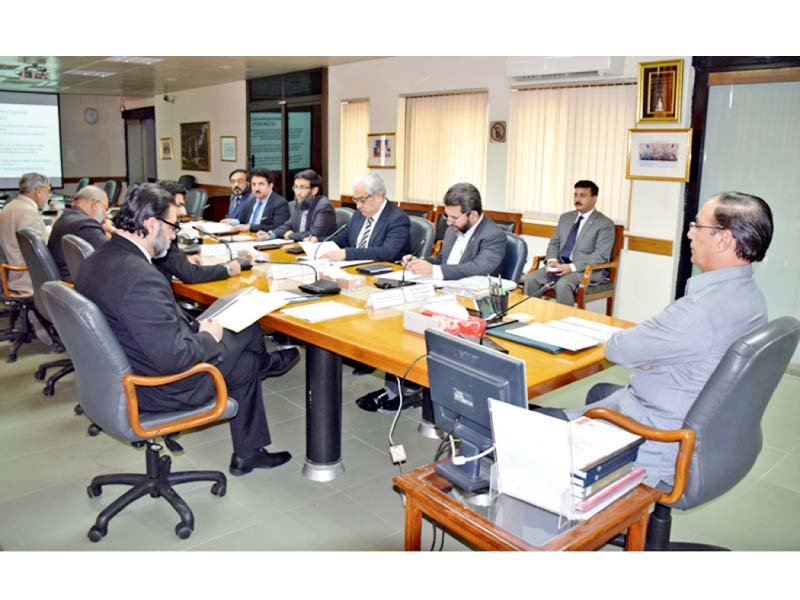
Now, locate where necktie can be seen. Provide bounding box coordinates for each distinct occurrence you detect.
[358,217,374,248]
[231,195,241,215]
[250,200,264,225]
[559,215,584,263]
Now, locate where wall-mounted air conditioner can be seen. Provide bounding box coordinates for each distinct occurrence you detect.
[506,56,626,82]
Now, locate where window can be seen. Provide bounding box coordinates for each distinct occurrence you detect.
[506,84,637,223]
[339,99,370,195]
[402,91,488,202]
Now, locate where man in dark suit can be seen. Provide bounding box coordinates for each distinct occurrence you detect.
[225,169,253,222]
[358,182,507,413]
[314,172,410,262]
[75,183,296,476]
[234,168,290,234]
[524,180,615,305]
[47,185,111,281]
[266,169,336,241]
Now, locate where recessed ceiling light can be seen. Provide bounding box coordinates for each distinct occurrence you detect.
[64,69,116,78]
[104,57,164,65]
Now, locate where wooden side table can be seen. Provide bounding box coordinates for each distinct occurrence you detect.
[393,463,662,551]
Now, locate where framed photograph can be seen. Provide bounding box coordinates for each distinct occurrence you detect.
[626,128,692,182]
[159,137,173,160]
[637,59,683,123]
[367,132,396,169]
[490,121,506,143]
[220,136,237,162]
[180,121,211,171]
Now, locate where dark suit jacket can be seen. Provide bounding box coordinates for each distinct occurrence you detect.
[153,239,229,284]
[238,191,291,233]
[75,234,221,410]
[331,201,411,262]
[429,216,507,280]
[47,207,108,281]
[227,190,254,221]
[546,209,615,280]
[271,195,337,241]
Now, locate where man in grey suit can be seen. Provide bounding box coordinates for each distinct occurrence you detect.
[524,180,615,305]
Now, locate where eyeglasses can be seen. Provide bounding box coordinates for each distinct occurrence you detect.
[445,212,467,224]
[292,184,312,191]
[155,216,180,232]
[689,221,726,232]
[352,195,373,204]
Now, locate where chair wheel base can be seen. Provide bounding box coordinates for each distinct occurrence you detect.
[88,424,102,436]
[34,369,46,381]
[43,386,54,397]
[175,523,193,540]
[88,525,106,542]
[211,481,226,497]
[87,484,102,498]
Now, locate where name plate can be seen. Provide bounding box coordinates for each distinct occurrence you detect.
[366,283,437,310]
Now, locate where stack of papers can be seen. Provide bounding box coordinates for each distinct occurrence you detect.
[299,240,340,259]
[280,301,364,323]
[505,317,623,351]
[197,288,288,333]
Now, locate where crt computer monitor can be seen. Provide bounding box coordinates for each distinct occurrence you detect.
[425,328,528,492]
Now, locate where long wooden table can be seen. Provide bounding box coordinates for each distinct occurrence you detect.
[172,248,634,482]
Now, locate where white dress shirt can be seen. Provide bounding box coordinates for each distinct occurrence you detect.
[355,199,388,248]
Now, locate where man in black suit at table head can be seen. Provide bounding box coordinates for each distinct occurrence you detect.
[233,168,291,234]
[75,183,298,476]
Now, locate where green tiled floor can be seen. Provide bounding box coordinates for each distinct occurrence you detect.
[1,331,799,551]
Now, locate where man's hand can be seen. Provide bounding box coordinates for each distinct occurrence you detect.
[406,258,433,276]
[198,319,223,342]
[102,219,116,235]
[256,230,271,240]
[401,253,413,266]
[186,254,202,265]
[305,236,318,243]
[321,249,346,261]
[553,263,573,276]
[226,260,242,277]
[283,230,294,240]
[234,224,250,233]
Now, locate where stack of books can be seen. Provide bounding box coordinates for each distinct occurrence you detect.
[569,417,647,519]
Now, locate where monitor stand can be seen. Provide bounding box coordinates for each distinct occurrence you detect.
[435,455,494,493]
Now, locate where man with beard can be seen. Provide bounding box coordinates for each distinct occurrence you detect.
[75,183,295,475]
[225,169,252,222]
[265,169,336,241]
[523,180,615,305]
[47,184,112,281]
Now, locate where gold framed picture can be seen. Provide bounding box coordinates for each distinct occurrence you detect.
[180,121,211,171]
[367,132,396,169]
[637,59,683,123]
[159,137,173,160]
[626,128,692,182]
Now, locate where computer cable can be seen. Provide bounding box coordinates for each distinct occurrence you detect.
[387,352,428,474]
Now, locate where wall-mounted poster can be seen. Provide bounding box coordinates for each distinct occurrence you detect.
[626,128,692,182]
[159,137,173,160]
[367,132,396,169]
[180,121,210,171]
[220,136,237,162]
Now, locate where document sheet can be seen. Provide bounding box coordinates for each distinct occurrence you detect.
[280,300,364,323]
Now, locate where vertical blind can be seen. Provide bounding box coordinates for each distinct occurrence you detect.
[403,91,488,202]
[506,84,636,223]
[339,100,370,195]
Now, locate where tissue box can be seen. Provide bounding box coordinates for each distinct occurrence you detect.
[420,309,486,337]
[321,272,366,291]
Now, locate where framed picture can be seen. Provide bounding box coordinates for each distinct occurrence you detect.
[490,121,506,143]
[180,121,211,171]
[367,132,396,169]
[159,137,173,160]
[220,136,237,162]
[626,128,692,182]
[637,59,683,123]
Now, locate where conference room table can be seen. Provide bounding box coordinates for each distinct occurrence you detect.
[171,246,634,482]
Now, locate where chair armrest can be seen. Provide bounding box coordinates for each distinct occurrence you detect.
[122,362,229,439]
[579,260,618,288]
[584,407,695,505]
[431,240,443,257]
[1,263,31,299]
[529,255,546,273]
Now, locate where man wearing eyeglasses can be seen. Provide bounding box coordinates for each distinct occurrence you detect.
[263,169,336,241]
[76,183,296,476]
[313,172,410,262]
[537,192,773,487]
[523,180,615,305]
[225,169,252,222]
[233,168,290,234]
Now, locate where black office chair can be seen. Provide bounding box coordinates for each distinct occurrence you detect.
[184,189,208,218]
[15,228,74,396]
[0,241,34,361]
[499,232,528,283]
[74,177,91,193]
[61,234,96,283]
[409,215,435,258]
[178,175,196,191]
[335,206,355,230]
[587,315,800,551]
[103,180,121,205]
[40,281,238,542]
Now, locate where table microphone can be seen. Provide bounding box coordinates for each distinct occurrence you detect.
[374,238,426,289]
[483,280,556,327]
[194,227,251,270]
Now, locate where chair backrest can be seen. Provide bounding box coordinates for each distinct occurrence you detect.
[605,224,625,284]
[61,234,96,282]
[672,316,800,510]
[335,207,355,230]
[408,215,435,258]
[184,188,209,218]
[499,232,528,283]
[40,281,138,441]
[75,177,91,193]
[483,209,522,234]
[15,228,61,319]
[103,180,120,205]
[178,175,196,190]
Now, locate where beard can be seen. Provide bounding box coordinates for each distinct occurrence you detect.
[152,226,172,259]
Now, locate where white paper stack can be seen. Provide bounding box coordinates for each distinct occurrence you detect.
[280,301,364,323]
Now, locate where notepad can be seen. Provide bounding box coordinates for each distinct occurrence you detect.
[198,288,288,333]
[280,301,364,323]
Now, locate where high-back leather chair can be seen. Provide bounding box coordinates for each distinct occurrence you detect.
[335,206,355,231]
[0,240,34,361]
[499,232,528,283]
[409,215,435,258]
[178,175,196,191]
[74,177,91,193]
[61,234,96,282]
[184,188,209,218]
[16,228,75,396]
[102,180,121,205]
[587,316,800,551]
[40,281,238,542]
